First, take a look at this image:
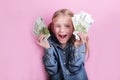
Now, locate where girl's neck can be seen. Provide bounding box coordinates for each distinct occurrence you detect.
[61,43,66,48]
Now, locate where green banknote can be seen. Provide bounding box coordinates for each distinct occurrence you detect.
[33,16,50,38]
[72,11,94,40]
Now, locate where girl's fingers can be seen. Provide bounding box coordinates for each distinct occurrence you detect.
[36,37,50,48]
[39,35,44,42]
[77,32,88,43]
[36,40,40,45]
[38,34,46,42]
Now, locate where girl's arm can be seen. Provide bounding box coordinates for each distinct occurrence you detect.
[36,34,58,75]
[69,44,86,74]
[43,45,58,75]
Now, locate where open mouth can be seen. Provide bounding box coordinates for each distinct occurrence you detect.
[58,34,67,39]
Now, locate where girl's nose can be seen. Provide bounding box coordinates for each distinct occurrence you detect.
[59,26,65,32]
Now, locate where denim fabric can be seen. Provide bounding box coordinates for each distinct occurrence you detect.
[43,36,88,80]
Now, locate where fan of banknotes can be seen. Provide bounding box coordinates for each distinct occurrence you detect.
[33,16,50,39]
[72,11,94,40]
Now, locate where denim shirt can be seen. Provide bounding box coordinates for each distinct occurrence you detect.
[43,36,88,80]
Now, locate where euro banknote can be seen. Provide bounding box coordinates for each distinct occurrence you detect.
[72,11,94,40]
[33,16,50,38]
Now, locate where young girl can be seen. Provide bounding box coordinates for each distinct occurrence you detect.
[37,9,89,80]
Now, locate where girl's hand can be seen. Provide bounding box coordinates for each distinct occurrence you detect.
[74,32,89,47]
[36,34,50,49]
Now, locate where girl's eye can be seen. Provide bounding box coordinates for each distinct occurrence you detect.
[65,25,70,28]
[54,25,60,27]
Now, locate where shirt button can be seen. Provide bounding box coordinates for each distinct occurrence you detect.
[66,72,69,75]
[63,51,65,54]
[63,62,66,65]
[65,70,69,75]
[76,49,78,52]
[74,53,78,57]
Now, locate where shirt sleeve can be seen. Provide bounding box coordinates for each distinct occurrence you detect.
[69,43,86,74]
[43,45,58,75]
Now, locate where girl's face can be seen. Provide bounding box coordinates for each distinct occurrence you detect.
[52,15,74,47]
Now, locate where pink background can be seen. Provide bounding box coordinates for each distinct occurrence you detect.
[0,0,120,80]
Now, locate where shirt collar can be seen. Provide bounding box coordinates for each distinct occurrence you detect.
[48,36,73,50]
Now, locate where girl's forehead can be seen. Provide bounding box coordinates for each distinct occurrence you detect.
[54,14,71,18]
[52,15,71,22]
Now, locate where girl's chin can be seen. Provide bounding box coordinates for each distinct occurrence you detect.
[59,40,67,44]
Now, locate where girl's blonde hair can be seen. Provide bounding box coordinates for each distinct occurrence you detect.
[48,9,89,57]
[52,9,74,20]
